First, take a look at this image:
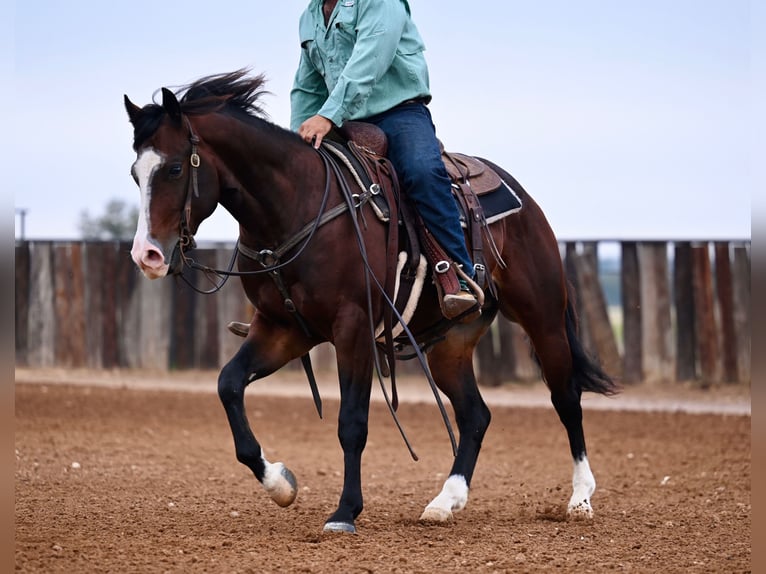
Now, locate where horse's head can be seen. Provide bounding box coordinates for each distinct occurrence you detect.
[124,88,220,279]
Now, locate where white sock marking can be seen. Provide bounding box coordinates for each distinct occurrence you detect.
[261,456,297,507]
[424,474,469,515]
[568,456,596,518]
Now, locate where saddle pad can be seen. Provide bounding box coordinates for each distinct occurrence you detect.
[454,180,522,228]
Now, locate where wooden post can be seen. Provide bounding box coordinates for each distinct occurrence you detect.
[476,321,502,386]
[53,243,87,367]
[620,242,642,383]
[573,242,621,377]
[638,242,674,383]
[691,243,720,385]
[714,242,739,383]
[477,317,521,386]
[15,243,31,366]
[116,241,140,367]
[565,242,595,355]
[100,243,120,368]
[27,242,55,367]
[169,272,197,369]
[136,268,171,369]
[193,248,220,369]
[731,245,751,382]
[510,322,539,381]
[216,245,250,368]
[673,242,696,382]
[497,317,523,382]
[84,243,104,368]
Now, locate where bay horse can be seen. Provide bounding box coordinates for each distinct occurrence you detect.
[124,70,617,534]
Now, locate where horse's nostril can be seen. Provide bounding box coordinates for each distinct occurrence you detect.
[144,249,164,265]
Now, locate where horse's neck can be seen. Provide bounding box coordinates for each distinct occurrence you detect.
[199,115,322,245]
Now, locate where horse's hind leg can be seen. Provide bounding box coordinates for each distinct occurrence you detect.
[509,301,602,520]
[542,335,595,519]
[419,311,495,523]
[217,314,310,508]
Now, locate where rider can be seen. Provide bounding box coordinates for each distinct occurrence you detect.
[228,0,477,338]
[293,0,478,316]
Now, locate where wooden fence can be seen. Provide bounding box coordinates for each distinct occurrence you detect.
[15,239,750,386]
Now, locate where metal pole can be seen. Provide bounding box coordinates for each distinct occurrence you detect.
[16,208,28,241]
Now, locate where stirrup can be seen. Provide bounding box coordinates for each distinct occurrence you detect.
[227,321,250,338]
[442,290,478,319]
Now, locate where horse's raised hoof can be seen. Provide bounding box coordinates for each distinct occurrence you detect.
[419,507,453,523]
[227,321,249,337]
[567,500,594,521]
[263,463,298,507]
[323,521,357,534]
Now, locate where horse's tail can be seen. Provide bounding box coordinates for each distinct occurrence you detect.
[565,294,621,397]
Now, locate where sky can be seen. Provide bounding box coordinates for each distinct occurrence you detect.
[10,1,757,243]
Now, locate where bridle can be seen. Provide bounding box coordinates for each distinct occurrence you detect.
[172,115,339,296]
[178,117,201,253]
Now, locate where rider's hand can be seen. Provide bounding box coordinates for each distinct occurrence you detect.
[298,115,333,149]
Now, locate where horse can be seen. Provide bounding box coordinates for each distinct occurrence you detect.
[124,69,618,534]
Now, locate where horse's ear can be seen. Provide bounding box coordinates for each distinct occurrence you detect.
[161,87,183,125]
[124,95,142,125]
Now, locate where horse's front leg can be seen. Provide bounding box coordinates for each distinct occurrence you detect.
[218,314,309,508]
[323,321,374,534]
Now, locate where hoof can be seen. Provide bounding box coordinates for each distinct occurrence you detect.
[567,500,594,521]
[323,521,357,534]
[419,507,453,523]
[264,464,298,507]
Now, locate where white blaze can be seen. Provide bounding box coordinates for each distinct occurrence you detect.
[130,149,169,278]
[133,148,163,240]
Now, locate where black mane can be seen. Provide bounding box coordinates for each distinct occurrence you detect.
[180,69,270,119]
[131,69,272,149]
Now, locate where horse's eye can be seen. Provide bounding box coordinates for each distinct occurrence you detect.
[168,163,183,179]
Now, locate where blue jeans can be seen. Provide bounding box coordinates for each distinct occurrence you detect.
[364,102,474,277]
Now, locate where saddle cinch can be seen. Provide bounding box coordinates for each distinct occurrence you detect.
[327,121,517,319]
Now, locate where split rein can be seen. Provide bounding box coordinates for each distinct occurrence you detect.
[172,119,458,459]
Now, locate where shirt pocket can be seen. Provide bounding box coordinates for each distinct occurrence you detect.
[300,37,325,76]
[332,3,358,50]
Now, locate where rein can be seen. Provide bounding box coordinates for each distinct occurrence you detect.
[317,146,458,460]
[173,118,458,459]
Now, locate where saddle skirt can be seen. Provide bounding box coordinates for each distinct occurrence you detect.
[334,121,522,226]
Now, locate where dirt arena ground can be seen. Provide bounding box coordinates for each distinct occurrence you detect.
[15,370,750,573]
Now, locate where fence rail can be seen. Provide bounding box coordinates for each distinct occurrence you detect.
[15,239,750,386]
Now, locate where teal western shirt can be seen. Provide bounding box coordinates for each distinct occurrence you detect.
[290,0,431,131]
